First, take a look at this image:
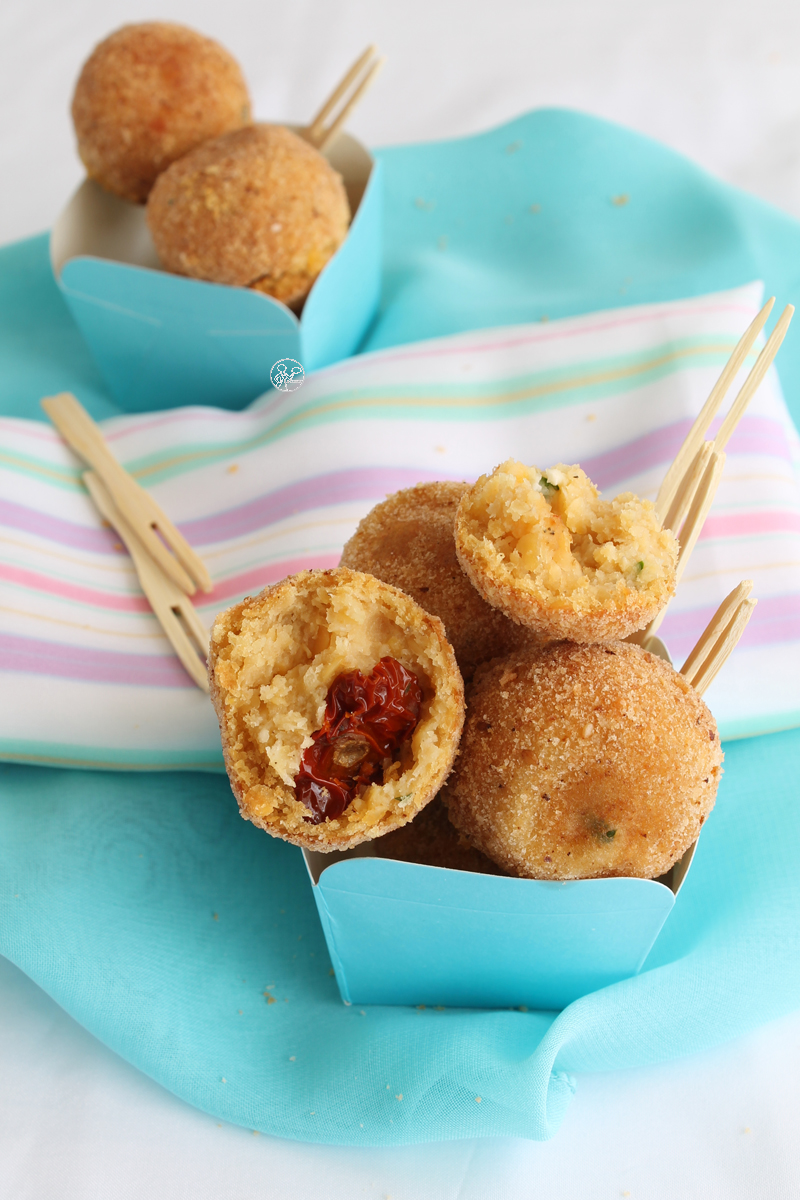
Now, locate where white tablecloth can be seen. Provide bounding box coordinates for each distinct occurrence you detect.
[3,0,800,1194]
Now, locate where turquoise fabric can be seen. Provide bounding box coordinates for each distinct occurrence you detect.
[2,108,800,1144]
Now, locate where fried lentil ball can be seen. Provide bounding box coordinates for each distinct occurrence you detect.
[339,481,541,680]
[208,568,464,853]
[455,460,678,642]
[443,641,722,881]
[375,796,505,874]
[72,22,251,204]
[146,123,351,306]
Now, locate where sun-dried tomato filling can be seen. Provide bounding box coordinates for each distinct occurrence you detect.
[295,657,423,824]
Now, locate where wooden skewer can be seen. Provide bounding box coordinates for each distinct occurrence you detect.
[84,471,210,693]
[662,440,714,539]
[655,297,775,523]
[683,591,757,698]
[645,449,726,640]
[302,45,385,152]
[42,392,212,596]
[713,303,794,451]
[681,580,753,685]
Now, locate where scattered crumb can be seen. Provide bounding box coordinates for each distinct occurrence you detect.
[226,463,239,474]
[438,235,448,251]
[416,1004,426,1010]
[612,193,630,206]
[310,1111,315,1115]
[360,1010,366,1016]
[475,1097,482,1103]
[100,518,111,528]
[435,1005,445,1011]
[289,1056,296,1061]
[252,1129,260,1136]
[238,1009,243,1015]
[529,203,541,213]
[284,998,288,1002]
[264,985,275,992]
[434,444,446,453]
[221,1077,227,1084]
[504,215,514,225]
[266,995,276,1005]
[622,1192,631,1197]
[414,197,435,211]
[217,1123,222,1127]
[395,1094,403,1101]
[386,1085,391,1090]
[329,968,335,976]
[518,1005,529,1012]
[212,912,218,921]
[744,1126,752,1134]
[506,140,522,154]
[113,542,124,551]
[586,413,597,422]
[539,315,549,323]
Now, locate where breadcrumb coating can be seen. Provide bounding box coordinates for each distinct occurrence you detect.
[339,481,541,680]
[147,123,350,305]
[455,460,678,641]
[208,568,464,852]
[443,641,722,880]
[72,22,251,204]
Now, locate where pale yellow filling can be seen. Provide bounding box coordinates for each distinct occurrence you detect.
[461,460,676,606]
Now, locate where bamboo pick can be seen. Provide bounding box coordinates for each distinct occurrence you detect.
[713,303,794,451]
[680,580,753,685]
[645,449,726,640]
[42,393,212,596]
[302,45,385,152]
[84,471,210,693]
[655,296,775,523]
[662,440,714,540]
[688,596,758,698]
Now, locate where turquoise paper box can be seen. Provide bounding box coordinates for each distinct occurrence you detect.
[49,132,382,412]
[304,637,696,1011]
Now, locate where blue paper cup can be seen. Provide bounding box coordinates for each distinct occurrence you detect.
[50,132,382,413]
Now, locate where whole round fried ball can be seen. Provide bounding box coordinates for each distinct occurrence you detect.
[455,460,678,642]
[72,22,251,204]
[147,124,351,306]
[209,568,464,853]
[443,641,722,880]
[339,482,541,680]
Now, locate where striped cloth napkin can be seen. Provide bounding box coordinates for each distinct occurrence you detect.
[2,281,799,770]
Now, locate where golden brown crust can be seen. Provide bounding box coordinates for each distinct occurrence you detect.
[443,641,722,880]
[454,461,678,642]
[147,124,350,305]
[208,568,465,852]
[339,481,541,680]
[72,22,251,204]
[375,796,505,875]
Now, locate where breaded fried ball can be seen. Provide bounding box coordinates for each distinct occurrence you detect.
[443,641,722,881]
[339,482,541,680]
[209,568,464,853]
[376,796,505,874]
[72,22,251,204]
[147,124,351,306]
[455,460,678,642]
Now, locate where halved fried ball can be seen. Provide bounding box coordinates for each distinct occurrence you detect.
[443,641,722,880]
[209,568,464,852]
[72,22,251,204]
[339,481,541,680]
[147,124,350,306]
[455,460,678,642]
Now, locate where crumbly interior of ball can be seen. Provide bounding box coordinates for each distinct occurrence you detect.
[460,461,676,609]
[339,481,539,679]
[210,570,462,847]
[443,641,722,880]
